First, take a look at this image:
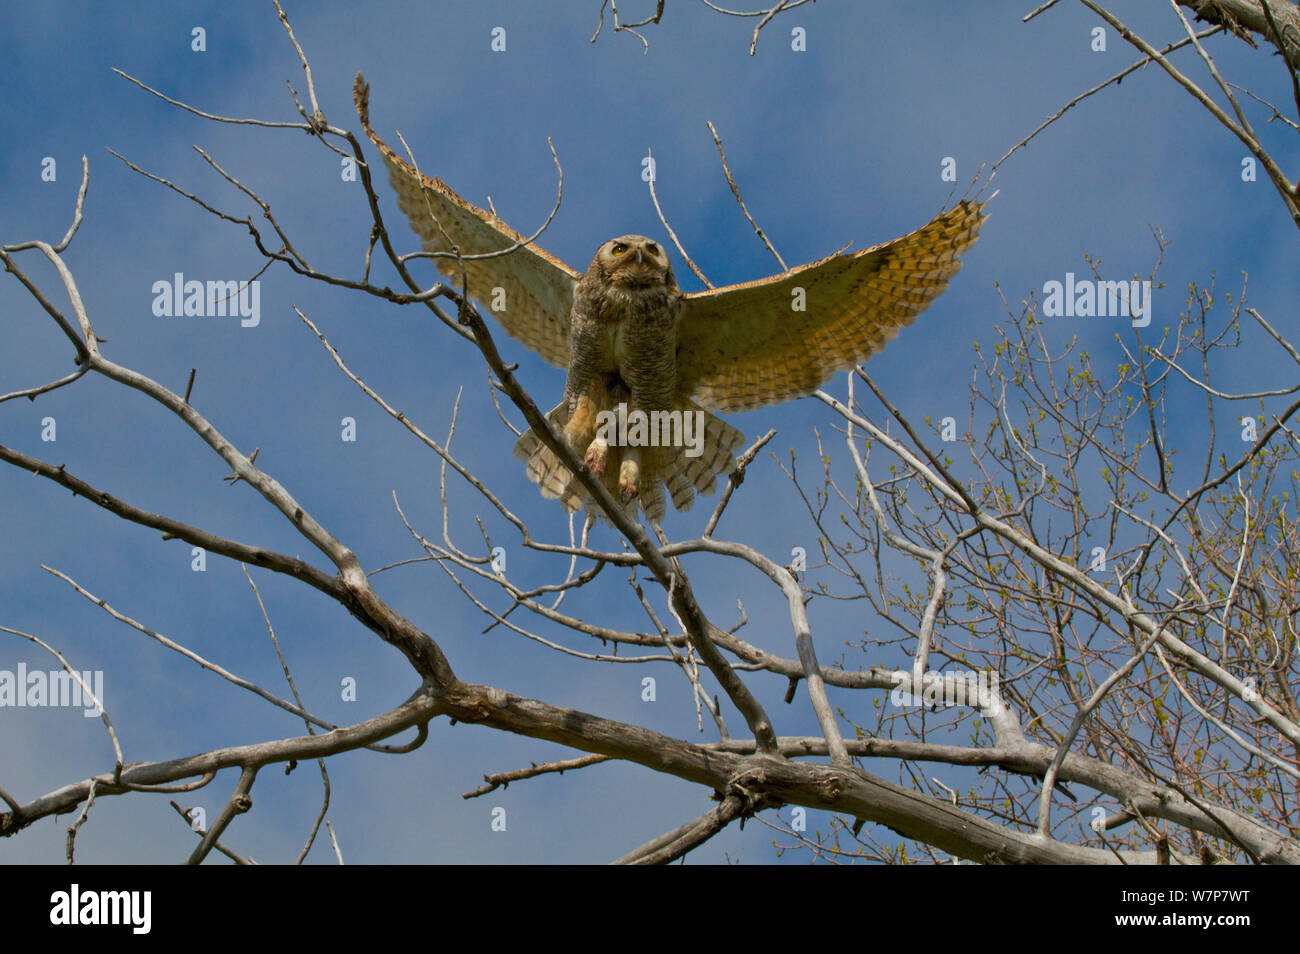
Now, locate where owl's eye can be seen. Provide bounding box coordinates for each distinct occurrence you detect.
[611,243,627,256]
[644,243,659,256]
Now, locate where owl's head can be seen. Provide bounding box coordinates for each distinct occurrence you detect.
[591,235,676,290]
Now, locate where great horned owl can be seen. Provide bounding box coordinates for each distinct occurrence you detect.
[554,234,745,520]
[355,77,987,523]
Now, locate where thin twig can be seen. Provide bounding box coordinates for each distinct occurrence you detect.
[706,121,786,270]
[645,148,713,287]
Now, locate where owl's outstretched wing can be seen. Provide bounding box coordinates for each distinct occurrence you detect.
[675,200,987,414]
[354,75,579,369]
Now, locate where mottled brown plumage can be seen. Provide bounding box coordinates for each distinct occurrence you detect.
[355,76,986,523]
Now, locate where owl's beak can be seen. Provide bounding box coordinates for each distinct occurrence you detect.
[635,249,643,263]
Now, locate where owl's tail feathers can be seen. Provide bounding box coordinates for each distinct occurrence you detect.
[513,401,745,524]
[512,403,585,516]
[655,402,747,515]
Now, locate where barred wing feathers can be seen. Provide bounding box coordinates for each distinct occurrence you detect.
[676,199,987,414]
[355,76,577,369]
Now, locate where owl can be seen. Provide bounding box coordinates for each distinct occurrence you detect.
[355,77,987,522]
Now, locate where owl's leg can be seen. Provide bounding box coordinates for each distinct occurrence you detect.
[580,375,624,477]
[582,376,626,495]
[566,391,600,456]
[618,446,641,502]
[584,433,609,476]
[565,374,614,472]
[561,332,605,454]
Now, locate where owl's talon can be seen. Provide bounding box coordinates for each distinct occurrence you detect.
[618,455,640,501]
[584,437,608,476]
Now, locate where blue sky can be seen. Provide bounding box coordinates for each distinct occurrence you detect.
[1,1,1296,863]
